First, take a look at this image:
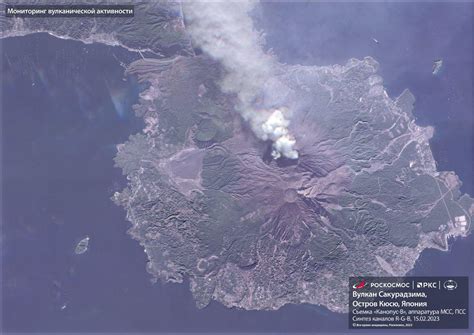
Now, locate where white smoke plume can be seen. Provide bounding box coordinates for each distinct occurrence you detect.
[183,1,298,159]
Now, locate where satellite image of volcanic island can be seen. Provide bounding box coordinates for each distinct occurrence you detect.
[112,57,473,313]
[9,0,468,313]
[109,3,474,313]
[1,0,472,328]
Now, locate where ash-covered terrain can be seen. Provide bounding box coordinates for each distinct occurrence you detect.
[111,3,473,313]
[113,54,473,312]
[4,1,471,313]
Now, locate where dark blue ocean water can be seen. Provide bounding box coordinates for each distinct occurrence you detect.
[1,2,472,333]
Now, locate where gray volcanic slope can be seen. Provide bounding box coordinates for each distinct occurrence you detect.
[3,1,471,313]
[113,54,473,312]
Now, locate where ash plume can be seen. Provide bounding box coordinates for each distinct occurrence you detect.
[182,1,298,159]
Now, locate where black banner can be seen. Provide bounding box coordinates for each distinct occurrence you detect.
[349,277,468,329]
[5,5,134,18]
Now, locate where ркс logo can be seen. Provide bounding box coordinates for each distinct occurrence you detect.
[352,279,366,289]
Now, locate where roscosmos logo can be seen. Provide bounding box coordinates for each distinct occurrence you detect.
[352,279,367,289]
